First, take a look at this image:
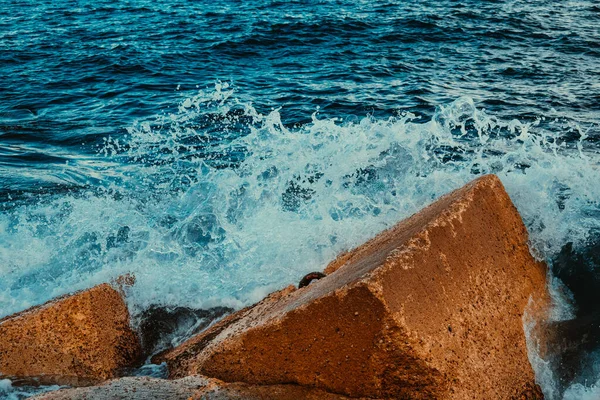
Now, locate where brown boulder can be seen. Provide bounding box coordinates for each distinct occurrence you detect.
[157,175,549,399]
[31,375,363,400]
[0,283,142,386]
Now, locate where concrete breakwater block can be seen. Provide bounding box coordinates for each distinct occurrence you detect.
[157,175,548,399]
[0,283,142,386]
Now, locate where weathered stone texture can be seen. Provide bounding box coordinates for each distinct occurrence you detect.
[31,375,361,400]
[0,284,141,385]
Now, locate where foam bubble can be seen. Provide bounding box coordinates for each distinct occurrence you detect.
[0,379,12,393]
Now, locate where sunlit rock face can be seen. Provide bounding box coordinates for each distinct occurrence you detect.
[0,284,141,386]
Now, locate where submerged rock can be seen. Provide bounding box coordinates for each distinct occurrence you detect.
[540,238,600,392]
[156,175,548,399]
[31,375,360,400]
[0,284,142,386]
[541,313,600,392]
[552,239,600,317]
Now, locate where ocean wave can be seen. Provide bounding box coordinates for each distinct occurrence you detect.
[0,86,598,397]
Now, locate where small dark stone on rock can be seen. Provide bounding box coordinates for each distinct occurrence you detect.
[298,272,326,288]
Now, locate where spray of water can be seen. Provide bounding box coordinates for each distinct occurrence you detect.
[0,84,598,398]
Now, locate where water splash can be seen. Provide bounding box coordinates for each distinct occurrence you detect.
[0,86,598,397]
[563,379,600,400]
[0,378,63,400]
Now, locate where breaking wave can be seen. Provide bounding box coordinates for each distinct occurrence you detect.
[0,85,598,397]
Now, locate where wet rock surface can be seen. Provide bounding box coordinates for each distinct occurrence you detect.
[541,314,600,392]
[30,375,362,400]
[138,305,233,356]
[552,239,600,317]
[156,175,549,399]
[543,237,600,392]
[0,284,142,386]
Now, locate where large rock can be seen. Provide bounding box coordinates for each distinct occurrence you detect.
[0,284,142,386]
[156,175,548,399]
[31,375,361,400]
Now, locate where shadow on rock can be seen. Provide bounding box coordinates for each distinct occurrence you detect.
[137,305,233,358]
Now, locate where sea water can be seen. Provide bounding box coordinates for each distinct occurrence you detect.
[1,1,599,398]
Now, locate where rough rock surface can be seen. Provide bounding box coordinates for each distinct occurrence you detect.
[0,284,141,386]
[157,175,548,399]
[31,375,361,400]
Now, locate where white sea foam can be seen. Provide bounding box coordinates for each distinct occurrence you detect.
[0,378,63,399]
[564,379,600,400]
[0,86,598,397]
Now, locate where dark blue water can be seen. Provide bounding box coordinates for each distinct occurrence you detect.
[1,0,598,195]
[1,1,599,398]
